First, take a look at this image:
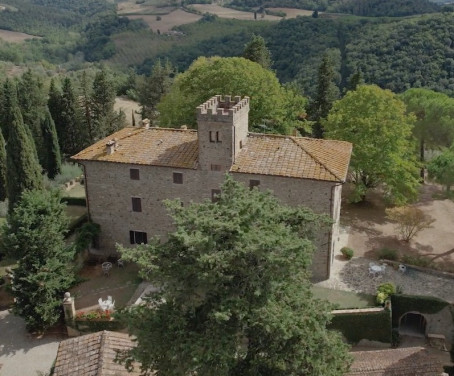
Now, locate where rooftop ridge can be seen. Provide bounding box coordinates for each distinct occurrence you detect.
[290,137,343,181]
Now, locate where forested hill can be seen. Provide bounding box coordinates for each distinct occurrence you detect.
[0,0,115,36]
[143,12,454,97]
[230,0,440,16]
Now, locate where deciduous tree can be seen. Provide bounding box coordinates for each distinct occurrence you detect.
[158,57,306,135]
[323,85,420,205]
[116,177,351,376]
[386,206,434,242]
[427,147,454,192]
[0,189,75,331]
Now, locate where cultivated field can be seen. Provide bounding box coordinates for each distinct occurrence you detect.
[127,10,202,33]
[0,29,40,43]
[191,4,281,20]
[267,7,317,17]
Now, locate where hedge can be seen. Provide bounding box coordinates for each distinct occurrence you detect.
[391,294,449,327]
[61,197,86,206]
[329,309,391,343]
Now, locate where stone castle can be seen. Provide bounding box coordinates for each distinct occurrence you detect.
[72,95,352,281]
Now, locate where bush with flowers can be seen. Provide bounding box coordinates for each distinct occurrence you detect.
[76,309,112,321]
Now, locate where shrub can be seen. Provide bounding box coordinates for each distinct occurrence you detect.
[376,282,396,304]
[385,206,435,242]
[50,163,82,187]
[341,247,354,260]
[401,254,431,267]
[377,247,399,261]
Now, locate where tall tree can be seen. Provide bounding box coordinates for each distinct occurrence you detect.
[6,106,43,212]
[80,71,94,144]
[17,69,47,160]
[427,146,454,192]
[1,189,75,331]
[58,77,84,156]
[323,85,420,205]
[400,88,454,165]
[307,55,339,138]
[41,109,61,179]
[138,59,173,121]
[158,56,306,134]
[116,177,351,375]
[242,34,272,70]
[0,78,18,141]
[0,130,6,201]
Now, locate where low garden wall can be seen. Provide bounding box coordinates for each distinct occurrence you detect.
[329,307,391,344]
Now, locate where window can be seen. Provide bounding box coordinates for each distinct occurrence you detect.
[239,140,243,149]
[211,164,222,171]
[249,180,260,189]
[132,197,142,212]
[211,189,221,203]
[130,168,140,180]
[209,131,221,143]
[130,231,148,244]
[173,172,183,184]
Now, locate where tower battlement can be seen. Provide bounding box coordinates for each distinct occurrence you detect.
[196,95,249,123]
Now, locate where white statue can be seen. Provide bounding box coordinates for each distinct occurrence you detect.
[98,295,115,312]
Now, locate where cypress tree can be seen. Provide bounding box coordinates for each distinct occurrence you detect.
[41,109,61,179]
[6,106,43,212]
[0,130,7,201]
[91,68,117,137]
[308,55,339,138]
[0,79,19,141]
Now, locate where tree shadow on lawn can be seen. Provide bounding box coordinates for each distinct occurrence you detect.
[363,235,434,260]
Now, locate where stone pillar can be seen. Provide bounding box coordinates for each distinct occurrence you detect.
[63,292,79,337]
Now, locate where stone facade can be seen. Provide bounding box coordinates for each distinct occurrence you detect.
[74,95,352,281]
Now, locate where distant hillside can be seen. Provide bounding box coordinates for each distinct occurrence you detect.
[229,0,440,16]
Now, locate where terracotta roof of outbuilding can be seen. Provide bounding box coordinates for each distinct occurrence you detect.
[53,330,140,376]
[347,347,445,376]
[72,127,352,182]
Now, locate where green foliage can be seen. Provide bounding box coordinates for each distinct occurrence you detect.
[242,34,272,70]
[401,254,432,267]
[50,162,82,186]
[340,247,354,260]
[41,109,61,179]
[376,282,396,305]
[329,309,391,343]
[116,176,350,375]
[6,105,43,212]
[0,189,75,331]
[158,56,307,134]
[428,147,454,192]
[377,248,399,261]
[0,131,6,201]
[60,197,86,206]
[329,0,439,16]
[74,221,100,253]
[391,294,449,327]
[324,85,420,205]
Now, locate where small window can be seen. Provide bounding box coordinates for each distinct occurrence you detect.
[239,140,243,149]
[130,230,148,244]
[132,197,142,212]
[173,172,183,184]
[130,168,140,180]
[211,189,221,203]
[249,180,260,189]
[211,164,222,171]
[209,131,221,143]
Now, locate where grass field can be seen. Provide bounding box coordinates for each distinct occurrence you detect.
[0,29,40,43]
[312,286,375,309]
[127,9,202,33]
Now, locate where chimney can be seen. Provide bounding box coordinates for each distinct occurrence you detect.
[106,140,115,155]
[142,118,150,129]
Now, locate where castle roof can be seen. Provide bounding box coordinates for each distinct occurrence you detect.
[72,127,352,182]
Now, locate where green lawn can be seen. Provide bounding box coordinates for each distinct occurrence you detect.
[312,286,375,309]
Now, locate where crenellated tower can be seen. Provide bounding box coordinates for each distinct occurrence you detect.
[196,95,249,171]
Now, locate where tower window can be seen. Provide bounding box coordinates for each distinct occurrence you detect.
[210,131,221,143]
[130,231,147,244]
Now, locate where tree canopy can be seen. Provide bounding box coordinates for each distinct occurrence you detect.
[117,176,351,376]
[157,56,307,134]
[427,147,454,192]
[323,85,420,205]
[1,189,75,331]
[242,34,272,70]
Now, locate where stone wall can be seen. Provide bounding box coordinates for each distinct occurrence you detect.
[83,161,341,281]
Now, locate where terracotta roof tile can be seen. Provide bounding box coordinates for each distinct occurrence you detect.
[72,127,351,182]
[231,134,351,182]
[53,331,140,376]
[72,127,199,169]
[347,347,445,376]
